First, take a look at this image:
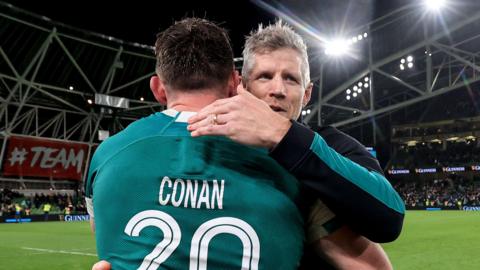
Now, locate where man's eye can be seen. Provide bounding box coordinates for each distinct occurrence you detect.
[258,74,271,80]
[285,75,299,83]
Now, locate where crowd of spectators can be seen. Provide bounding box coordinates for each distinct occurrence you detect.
[0,188,87,217]
[395,176,480,209]
[4,175,480,216]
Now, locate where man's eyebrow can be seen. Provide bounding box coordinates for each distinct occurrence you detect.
[283,71,301,79]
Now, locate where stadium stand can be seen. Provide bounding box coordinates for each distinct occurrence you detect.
[395,176,480,209]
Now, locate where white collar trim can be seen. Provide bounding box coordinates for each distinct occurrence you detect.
[161,109,197,123]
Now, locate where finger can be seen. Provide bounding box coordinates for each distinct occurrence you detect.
[92,261,111,270]
[236,84,257,99]
[187,114,216,132]
[190,122,230,137]
[237,81,246,94]
[187,100,226,124]
[188,113,229,132]
[188,99,235,124]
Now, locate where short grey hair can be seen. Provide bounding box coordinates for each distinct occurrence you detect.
[242,20,310,88]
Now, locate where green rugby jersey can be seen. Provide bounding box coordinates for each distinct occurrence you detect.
[85,109,304,270]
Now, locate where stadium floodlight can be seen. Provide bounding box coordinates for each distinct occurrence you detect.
[68,86,74,90]
[364,83,369,88]
[400,56,414,70]
[325,39,350,56]
[364,77,369,82]
[87,99,93,104]
[358,35,363,41]
[352,37,358,43]
[140,97,144,101]
[358,89,362,94]
[307,109,311,114]
[358,82,363,87]
[424,0,447,12]
[353,86,358,91]
[302,110,307,116]
[363,32,368,38]
[346,95,351,100]
[353,92,358,98]
[346,89,351,94]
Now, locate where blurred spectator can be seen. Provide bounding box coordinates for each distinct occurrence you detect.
[43,202,51,221]
[14,203,22,223]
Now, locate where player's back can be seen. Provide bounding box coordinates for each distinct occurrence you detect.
[87,110,304,270]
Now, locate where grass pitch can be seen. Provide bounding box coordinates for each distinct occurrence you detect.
[0,221,97,270]
[0,211,478,269]
[383,210,480,270]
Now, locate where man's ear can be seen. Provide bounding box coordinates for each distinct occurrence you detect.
[227,69,241,97]
[302,82,313,107]
[150,75,167,105]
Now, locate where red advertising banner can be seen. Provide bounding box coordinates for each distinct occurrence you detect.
[1,136,89,181]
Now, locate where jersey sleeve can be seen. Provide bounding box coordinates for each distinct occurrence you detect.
[84,149,102,199]
[84,144,106,218]
[270,120,405,243]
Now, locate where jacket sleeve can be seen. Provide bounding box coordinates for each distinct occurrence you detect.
[270,121,405,243]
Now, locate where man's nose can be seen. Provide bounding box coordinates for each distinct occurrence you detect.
[269,76,287,98]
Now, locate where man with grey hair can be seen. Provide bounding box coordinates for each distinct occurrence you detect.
[188,21,404,269]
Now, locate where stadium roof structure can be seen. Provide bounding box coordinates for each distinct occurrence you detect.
[0,3,159,143]
[1,0,480,146]
[0,1,277,144]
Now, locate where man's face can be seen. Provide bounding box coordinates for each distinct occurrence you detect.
[246,48,312,120]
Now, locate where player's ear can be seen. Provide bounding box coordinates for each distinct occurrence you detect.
[227,69,240,97]
[150,75,167,104]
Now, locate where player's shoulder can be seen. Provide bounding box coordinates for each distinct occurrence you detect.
[91,113,169,165]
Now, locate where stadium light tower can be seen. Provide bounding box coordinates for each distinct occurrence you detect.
[424,0,447,12]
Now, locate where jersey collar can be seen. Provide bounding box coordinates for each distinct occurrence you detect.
[161,109,197,123]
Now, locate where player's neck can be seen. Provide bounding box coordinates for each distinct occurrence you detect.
[168,91,227,112]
